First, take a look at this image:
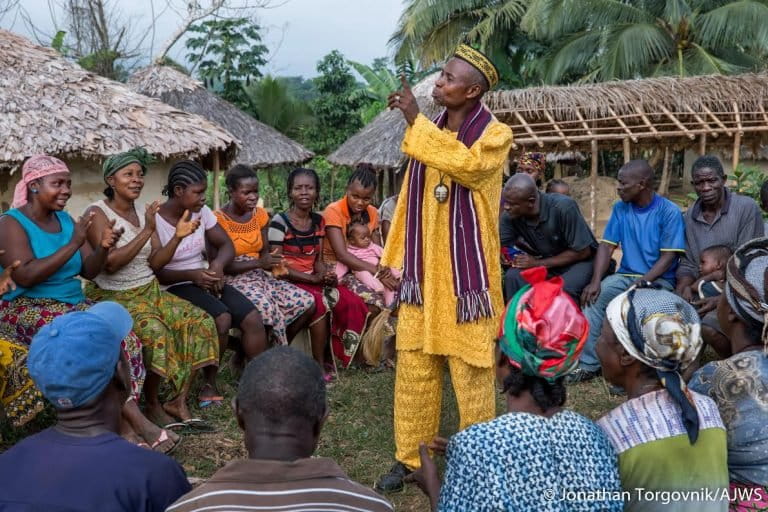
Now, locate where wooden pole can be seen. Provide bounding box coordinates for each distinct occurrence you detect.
[732,131,742,170]
[699,134,707,155]
[659,146,670,196]
[554,162,563,179]
[622,138,631,163]
[212,151,221,210]
[590,139,598,232]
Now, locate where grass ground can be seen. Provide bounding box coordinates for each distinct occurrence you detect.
[1,355,624,511]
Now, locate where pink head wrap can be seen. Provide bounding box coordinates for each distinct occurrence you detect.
[12,155,70,208]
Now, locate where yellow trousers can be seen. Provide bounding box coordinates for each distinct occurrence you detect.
[394,349,496,468]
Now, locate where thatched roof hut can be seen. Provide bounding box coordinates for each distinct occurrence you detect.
[485,73,768,157]
[327,72,441,170]
[0,29,237,167]
[128,66,314,168]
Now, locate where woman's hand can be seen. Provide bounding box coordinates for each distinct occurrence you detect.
[192,269,222,293]
[100,218,124,250]
[143,201,160,233]
[207,262,225,295]
[72,212,96,247]
[378,267,400,291]
[0,252,19,295]
[323,268,338,286]
[259,249,284,271]
[174,210,200,240]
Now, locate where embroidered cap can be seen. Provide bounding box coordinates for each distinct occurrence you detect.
[454,44,500,88]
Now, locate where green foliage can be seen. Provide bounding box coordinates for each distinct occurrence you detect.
[306,51,369,154]
[349,58,399,123]
[51,30,67,54]
[728,164,768,204]
[391,0,546,87]
[522,0,768,84]
[243,75,313,139]
[186,18,268,106]
[281,76,319,103]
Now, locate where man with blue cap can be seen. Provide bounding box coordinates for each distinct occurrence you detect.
[0,302,191,511]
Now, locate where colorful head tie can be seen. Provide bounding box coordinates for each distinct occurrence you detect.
[102,147,154,184]
[606,284,703,443]
[12,155,70,208]
[499,267,588,381]
[454,44,500,89]
[517,152,546,174]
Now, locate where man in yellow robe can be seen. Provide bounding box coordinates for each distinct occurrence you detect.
[375,46,513,492]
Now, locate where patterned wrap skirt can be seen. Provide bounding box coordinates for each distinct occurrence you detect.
[225,257,315,346]
[294,283,369,368]
[0,297,145,401]
[0,337,45,427]
[86,279,219,398]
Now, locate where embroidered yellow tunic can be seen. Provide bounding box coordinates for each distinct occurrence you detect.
[382,113,513,368]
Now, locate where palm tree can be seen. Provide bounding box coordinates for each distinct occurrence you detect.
[522,0,768,84]
[243,75,312,139]
[390,0,545,87]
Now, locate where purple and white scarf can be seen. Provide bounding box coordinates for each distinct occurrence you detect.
[400,102,494,323]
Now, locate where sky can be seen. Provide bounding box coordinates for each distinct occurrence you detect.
[0,0,404,77]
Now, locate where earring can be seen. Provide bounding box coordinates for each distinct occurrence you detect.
[31,189,38,194]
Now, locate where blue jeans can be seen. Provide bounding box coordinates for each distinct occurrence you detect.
[579,274,673,371]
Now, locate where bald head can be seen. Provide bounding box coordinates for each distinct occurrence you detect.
[505,173,539,198]
[502,173,540,219]
[616,159,655,204]
[620,159,654,184]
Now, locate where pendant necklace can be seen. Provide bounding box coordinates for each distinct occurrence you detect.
[434,173,449,203]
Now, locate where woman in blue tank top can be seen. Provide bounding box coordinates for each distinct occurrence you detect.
[0,155,154,448]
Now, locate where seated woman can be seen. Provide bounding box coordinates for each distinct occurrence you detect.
[269,168,370,374]
[0,155,152,446]
[411,267,623,511]
[597,285,729,511]
[85,148,220,435]
[689,238,768,511]
[152,160,263,405]
[323,166,399,311]
[214,165,314,355]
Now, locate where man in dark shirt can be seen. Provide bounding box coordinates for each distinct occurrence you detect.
[500,173,597,301]
[168,346,393,512]
[0,302,191,512]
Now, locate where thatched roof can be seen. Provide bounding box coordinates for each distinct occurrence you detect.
[327,72,441,170]
[485,73,768,153]
[128,66,313,168]
[0,29,238,168]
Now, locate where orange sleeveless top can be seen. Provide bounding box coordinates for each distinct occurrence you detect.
[214,207,270,258]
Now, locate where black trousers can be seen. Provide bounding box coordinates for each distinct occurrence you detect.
[503,259,595,304]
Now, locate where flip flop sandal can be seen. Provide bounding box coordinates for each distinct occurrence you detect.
[198,395,225,409]
[136,442,151,450]
[150,429,182,455]
[161,421,188,432]
[182,418,218,433]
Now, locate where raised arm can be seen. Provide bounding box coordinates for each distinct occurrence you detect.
[85,202,158,274]
[0,213,90,288]
[148,210,199,272]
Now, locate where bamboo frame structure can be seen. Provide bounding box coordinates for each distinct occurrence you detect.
[482,73,768,229]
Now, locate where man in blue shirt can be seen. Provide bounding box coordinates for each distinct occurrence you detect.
[0,302,191,512]
[570,160,686,382]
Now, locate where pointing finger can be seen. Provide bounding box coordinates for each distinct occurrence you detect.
[400,73,411,91]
